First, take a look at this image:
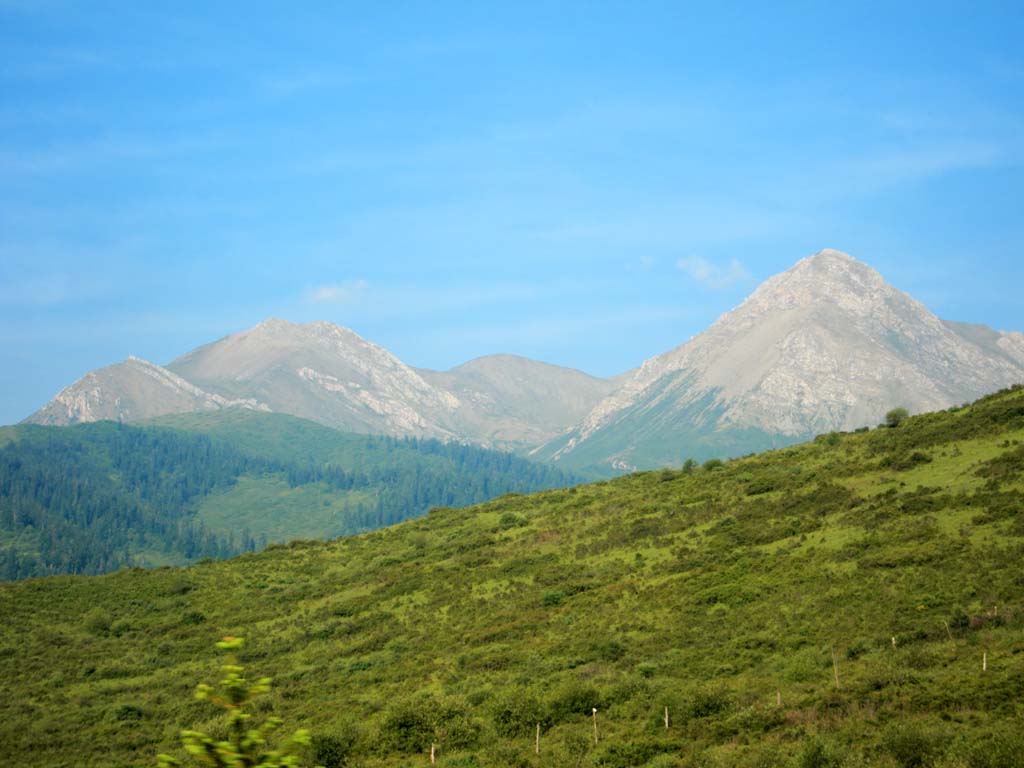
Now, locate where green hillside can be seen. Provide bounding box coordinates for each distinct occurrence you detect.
[2,387,1023,767]
[536,378,805,472]
[0,412,579,579]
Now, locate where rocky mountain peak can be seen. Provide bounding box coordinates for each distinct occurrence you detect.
[738,248,893,318]
[539,248,1024,469]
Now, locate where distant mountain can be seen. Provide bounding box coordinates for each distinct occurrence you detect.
[538,249,1024,470]
[166,318,462,440]
[25,320,613,452]
[417,354,617,450]
[27,355,267,426]
[23,251,1024,471]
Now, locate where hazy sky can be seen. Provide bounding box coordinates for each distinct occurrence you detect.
[2,2,1023,424]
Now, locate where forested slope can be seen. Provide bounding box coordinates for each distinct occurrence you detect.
[0,413,579,579]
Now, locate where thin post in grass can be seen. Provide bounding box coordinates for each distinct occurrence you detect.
[831,646,840,688]
[430,743,435,765]
[943,620,955,649]
[776,690,782,708]
[592,707,599,744]
[664,706,669,729]
[983,651,987,672]
[535,723,540,755]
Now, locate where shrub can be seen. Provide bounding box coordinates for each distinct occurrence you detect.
[83,608,113,636]
[594,739,671,767]
[497,512,526,530]
[542,591,565,607]
[796,738,840,768]
[886,407,910,428]
[377,702,433,754]
[703,458,725,471]
[964,724,1024,768]
[883,723,946,768]
[547,683,601,724]
[492,692,545,737]
[688,687,731,719]
[115,703,144,721]
[156,636,314,767]
[311,725,358,768]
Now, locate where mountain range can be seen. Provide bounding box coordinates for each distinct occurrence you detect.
[25,249,1024,470]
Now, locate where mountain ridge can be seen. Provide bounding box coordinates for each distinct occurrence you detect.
[539,249,1024,469]
[23,250,1024,469]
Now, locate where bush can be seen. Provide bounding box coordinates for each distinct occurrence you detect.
[964,724,1024,768]
[883,723,946,768]
[83,608,112,636]
[688,687,731,719]
[156,636,314,767]
[492,692,545,737]
[542,591,565,607]
[703,458,725,471]
[311,727,358,768]
[115,703,144,721]
[796,738,840,768]
[377,702,434,754]
[886,407,910,428]
[497,512,526,530]
[547,683,601,724]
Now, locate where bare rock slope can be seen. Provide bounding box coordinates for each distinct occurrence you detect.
[25,320,614,451]
[27,356,267,426]
[537,249,1024,470]
[418,354,617,450]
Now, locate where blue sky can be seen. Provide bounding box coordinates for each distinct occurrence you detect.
[1,1,1022,424]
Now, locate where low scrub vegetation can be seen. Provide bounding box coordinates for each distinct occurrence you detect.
[1,386,1023,766]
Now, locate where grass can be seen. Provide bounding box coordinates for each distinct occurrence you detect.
[0,386,1023,767]
[195,475,375,542]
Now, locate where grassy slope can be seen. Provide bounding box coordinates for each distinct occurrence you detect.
[535,378,806,472]
[2,388,1024,767]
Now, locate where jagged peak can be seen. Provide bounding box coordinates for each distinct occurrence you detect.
[740,248,891,310]
[250,317,364,341]
[806,247,854,263]
[125,355,161,367]
[787,248,879,280]
[253,317,299,332]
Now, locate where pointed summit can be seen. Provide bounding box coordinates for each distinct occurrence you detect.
[538,249,1024,470]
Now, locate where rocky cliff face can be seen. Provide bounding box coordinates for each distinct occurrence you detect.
[27,356,267,426]
[25,320,614,450]
[165,318,463,440]
[539,249,1024,469]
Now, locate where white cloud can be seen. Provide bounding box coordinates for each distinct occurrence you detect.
[304,279,369,305]
[676,256,751,290]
